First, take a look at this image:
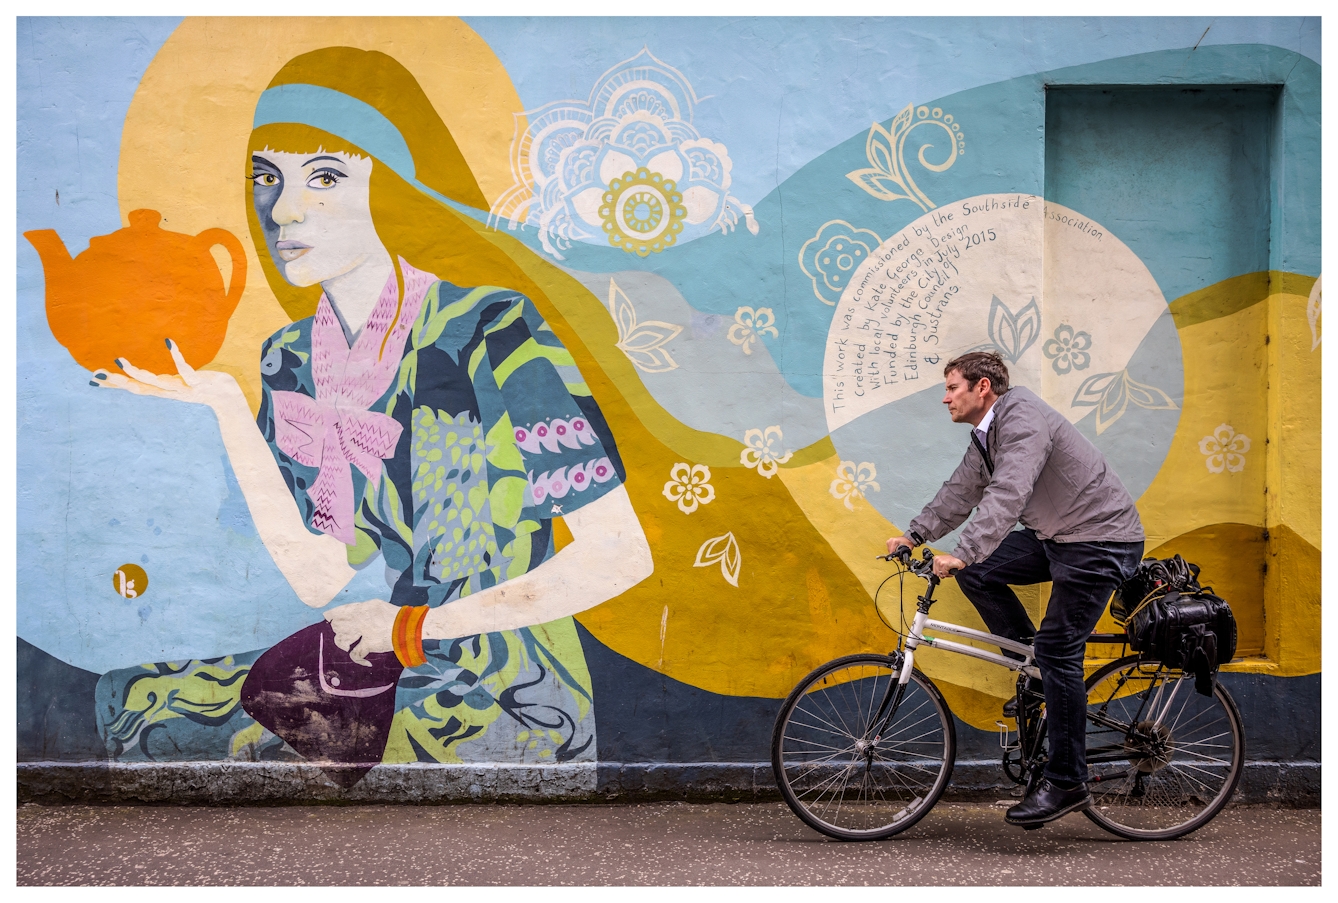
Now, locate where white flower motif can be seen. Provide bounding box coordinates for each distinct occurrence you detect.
[693,532,741,587]
[739,426,793,479]
[662,463,716,514]
[829,461,881,510]
[1198,424,1251,473]
[798,220,883,306]
[726,307,779,355]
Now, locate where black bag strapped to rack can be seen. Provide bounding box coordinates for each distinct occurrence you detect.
[1111,556,1238,696]
[1110,554,1201,622]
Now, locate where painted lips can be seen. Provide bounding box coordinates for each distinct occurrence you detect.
[276,241,310,262]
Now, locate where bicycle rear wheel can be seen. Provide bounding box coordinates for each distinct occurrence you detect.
[1083,655,1244,840]
[771,654,955,840]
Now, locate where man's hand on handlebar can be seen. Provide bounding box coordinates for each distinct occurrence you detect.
[886,535,916,557]
[932,553,965,579]
[882,537,963,579]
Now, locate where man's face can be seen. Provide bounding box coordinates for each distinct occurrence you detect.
[943,369,992,425]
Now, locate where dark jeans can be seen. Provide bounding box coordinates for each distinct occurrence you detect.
[955,528,1144,786]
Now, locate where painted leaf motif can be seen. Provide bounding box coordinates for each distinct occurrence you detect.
[609,279,639,341]
[1072,370,1177,434]
[693,531,741,588]
[842,103,959,212]
[608,277,683,373]
[619,327,682,373]
[865,122,898,180]
[1092,374,1130,435]
[1071,371,1121,408]
[620,321,682,352]
[846,169,911,204]
[1122,373,1179,412]
[889,103,915,139]
[987,296,1040,363]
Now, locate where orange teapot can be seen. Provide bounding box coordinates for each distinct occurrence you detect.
[25,209,246,374]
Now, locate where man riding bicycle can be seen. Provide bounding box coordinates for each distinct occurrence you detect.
[886,351,1145,828]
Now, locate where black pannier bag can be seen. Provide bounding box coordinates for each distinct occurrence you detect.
[1111,556,1238,696]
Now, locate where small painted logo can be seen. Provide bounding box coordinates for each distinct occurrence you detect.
[113,563,148,599]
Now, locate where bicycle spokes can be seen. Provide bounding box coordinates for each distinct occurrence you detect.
[1082,658,1244,840]
[772,656,955,840]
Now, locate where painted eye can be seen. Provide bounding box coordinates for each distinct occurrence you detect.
[251,172,279,187]
[308,169,344,189]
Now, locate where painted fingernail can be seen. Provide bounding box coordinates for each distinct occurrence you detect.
[93,372,107,381]
[89,380,99,387]
[115,358,126,369]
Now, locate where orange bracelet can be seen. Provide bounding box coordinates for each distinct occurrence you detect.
[391,605,429,668]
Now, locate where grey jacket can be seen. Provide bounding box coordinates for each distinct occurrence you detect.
[907,386,1144,567]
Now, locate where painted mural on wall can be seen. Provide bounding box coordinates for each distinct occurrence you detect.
[17,17,1321,784]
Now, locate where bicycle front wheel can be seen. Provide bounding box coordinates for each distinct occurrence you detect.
[771,654,955,841]
[1083,655,1245,840]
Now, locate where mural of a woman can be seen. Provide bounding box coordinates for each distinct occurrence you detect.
[92,47,653,784]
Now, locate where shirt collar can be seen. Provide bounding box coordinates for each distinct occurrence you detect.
[974,400,998,439]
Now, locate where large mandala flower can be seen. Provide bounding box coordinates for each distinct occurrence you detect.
[600,169,688,256]
[490,48,758,259]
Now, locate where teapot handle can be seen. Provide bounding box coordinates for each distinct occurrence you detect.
[196,227,248,309]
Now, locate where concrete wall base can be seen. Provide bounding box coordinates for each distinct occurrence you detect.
[19,760,1319,806]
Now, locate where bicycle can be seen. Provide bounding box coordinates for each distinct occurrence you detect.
[770,546,1245,841]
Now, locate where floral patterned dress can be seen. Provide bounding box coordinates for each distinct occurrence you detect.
[95,262,624,768]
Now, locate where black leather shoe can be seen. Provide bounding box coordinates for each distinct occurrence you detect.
[1005,778,1092,827]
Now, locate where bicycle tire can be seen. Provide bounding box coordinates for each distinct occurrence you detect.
[771,653,956,841]
[1082,654,1245,840]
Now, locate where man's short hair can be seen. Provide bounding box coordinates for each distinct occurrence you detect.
[944,351,1010,394]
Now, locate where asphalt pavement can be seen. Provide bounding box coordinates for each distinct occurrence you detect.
[17,800,1320,886]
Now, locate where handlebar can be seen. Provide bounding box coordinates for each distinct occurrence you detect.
[877,546,958,579]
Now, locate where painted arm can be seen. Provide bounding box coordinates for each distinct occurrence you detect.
[424,484,651,638]
[95,342,356,607]
[324,484,652,665]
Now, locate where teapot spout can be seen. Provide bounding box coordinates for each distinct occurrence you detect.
[23,228,74,280]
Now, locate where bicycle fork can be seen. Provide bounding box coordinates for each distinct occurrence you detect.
[866,593,936,747]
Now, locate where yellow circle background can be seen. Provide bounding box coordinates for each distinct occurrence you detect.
[117,17,525,409]
[113,564,149,599]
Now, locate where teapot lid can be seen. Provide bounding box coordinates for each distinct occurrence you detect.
[128,209,162,230]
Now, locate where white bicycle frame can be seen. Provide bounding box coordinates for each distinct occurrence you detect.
[898,606,1043,684]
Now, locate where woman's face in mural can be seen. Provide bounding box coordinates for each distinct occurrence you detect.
[250,149,380,288]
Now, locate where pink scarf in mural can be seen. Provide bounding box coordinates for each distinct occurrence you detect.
[270,260,435,544]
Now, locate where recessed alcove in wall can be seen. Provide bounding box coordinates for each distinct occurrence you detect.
[1044,85,1282,659]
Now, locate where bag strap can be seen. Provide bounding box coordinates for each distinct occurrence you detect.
[971,431,995,475]
[1128,587,1173,623]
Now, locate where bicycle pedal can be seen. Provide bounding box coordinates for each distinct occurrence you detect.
[1022,823,1045,831]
